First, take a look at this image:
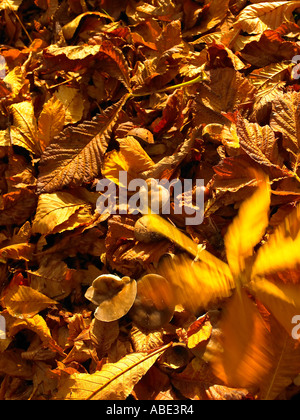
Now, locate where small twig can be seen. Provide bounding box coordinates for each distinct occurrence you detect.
[130,70,208,98]
[11,9,33,44]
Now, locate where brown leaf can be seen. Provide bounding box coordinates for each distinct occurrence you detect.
[0,188,37,226]
[172,357,250,400]
[37,95,128,193]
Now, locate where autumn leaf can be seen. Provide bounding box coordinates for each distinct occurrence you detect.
[54,344,171,400]
[8,314,55,346]
[102,136,154,186]
[27,256,74,300]
[62,11,114,40]
[270,91,300,174]
[0,189,37,226]
[224,171,271,280]
[10,101,39,155]
[37,95,129,193]
[2,0,300,401]
[37,95,65,152]
[0,0,22,10]
[234,1,300,34]
[1,285,57,318]
[204,288,272,392]
[32,191,92,235]
[55,86,84,125]
[172,357,250,400]
[0,242,35,261]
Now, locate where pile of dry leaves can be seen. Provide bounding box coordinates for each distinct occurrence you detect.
[0,0,300,400]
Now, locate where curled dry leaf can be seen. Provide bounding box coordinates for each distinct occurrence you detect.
[2,0,300,402]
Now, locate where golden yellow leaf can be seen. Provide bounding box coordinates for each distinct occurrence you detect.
[4,66,28,98]
[259,322,300,400]
[0,0,22,10]
[148,213,231,272]
[55,86,84,124]
[32,191,92,235]
[8,314,54,346]
[205,289,272,391]
[235,1,300,34]
[187,317,213,350]
[1,285,57,318]
[0,129,10,148]
[203,123,240,149]
[0,243,35,261]
[252,204,300,276]
[102,136,154,186]
[37,95,65,152]
[247,278,300,336]
[54,344,171,400]
[62,11,113,40]
[10,101,39,155]
[224,173,270,280]
[157,253,234,314]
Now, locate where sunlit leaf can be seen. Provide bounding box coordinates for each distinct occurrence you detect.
[157,253,234,314]
[247,278,300,336]
[224,172,270,280]
[235,1,300,34]
[32,191,92,235]
[252,204,300,276]
[54,344,171,400]
[205,289,272,391]
[1,285,57,318]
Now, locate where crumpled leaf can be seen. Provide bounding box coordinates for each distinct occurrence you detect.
[172,357,251,400]
[27,256,75,301]
[62,11,114,40]
[0,189,37,226]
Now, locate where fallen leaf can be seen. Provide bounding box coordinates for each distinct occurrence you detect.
[54,344,171,400]
[1,285,57,318]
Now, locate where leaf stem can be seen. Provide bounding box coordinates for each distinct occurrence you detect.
[12,9,33,44]
[130,71,208,98]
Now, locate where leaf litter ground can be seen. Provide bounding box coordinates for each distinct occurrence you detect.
[0,0,300,401]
